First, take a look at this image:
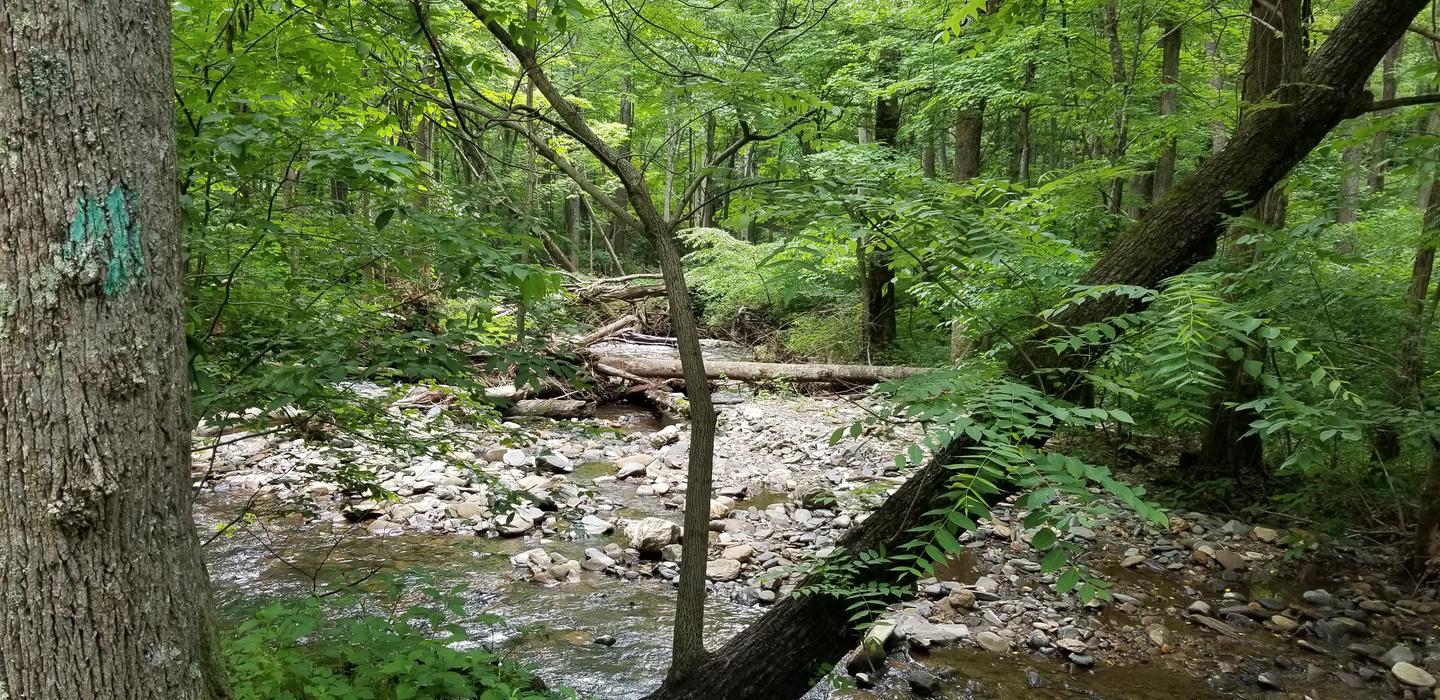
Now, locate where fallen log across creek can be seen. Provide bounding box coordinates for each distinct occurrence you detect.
[594,356,930,384]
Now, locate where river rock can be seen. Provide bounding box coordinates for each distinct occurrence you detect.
[896,615,968,647]
[496,512,535,536]
[445,501,484,519]
[582,548,616,570]
[537,453,574,474]
[723,544,755,561]
[1251,525,1279,543]
[616,462,647,480]
[707,558,743,581]
[661,544,683,562]
[976,631,1010,653]
[1383,645,1418,668]
[905,670,942,696]
[626,517,681,553]
[1393,662,1436,688]
[502,449,528,467]
[1213,550,1248,571]
[847,619,896,675]
[580,515,614,535]
[1302,589,1335,607]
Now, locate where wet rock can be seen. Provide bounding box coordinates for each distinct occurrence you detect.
[1382,645,1418,668]
[1055,638,1087,654]
[592,634,617,646]
[1024,667,1047,688]
[1256,673,1282,691]
[582,548,615,571]
[1120,555,1147,568]
[1302,589,1335,607]
[626,517,681,553]
[1392,662,1436,688]
[905,669,942,696]
[1187,600,1213,616]
[580,515,614,536]
[1069,654,1095,667]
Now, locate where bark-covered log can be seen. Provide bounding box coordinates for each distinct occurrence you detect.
[504,399,596,418]
[597,357,930,384]
[644,0,1426,695]
[0,2,230,697]
[577,314,638,347]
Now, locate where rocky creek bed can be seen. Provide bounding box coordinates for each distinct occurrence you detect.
[196,381,1440,699]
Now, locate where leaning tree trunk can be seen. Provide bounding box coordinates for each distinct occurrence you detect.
[644,0,1423,694]
[0,2,229,699]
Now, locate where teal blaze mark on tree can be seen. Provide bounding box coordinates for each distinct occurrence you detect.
[63,185,145,295]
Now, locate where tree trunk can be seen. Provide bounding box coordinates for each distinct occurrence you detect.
[1337,137,1364,223]
[952,105,983,182]
[1016,62,1036,185]
[1209,38,1228,151]
[1154,19,1182,201]
[1197,0,1306,485]
[921,133,937,178]
[862,56,901,354]
[611,76,634,267]
[700,111,717,227]
[644,0,1421,693]
[1368,39,1403,192]
[1374,121,1439,462]
[1103,0,1129,215]
[949,104,985,360]
[1410,436,1440,574]
[0,2,230,698]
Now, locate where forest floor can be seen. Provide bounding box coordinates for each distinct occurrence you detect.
[194,349,1440,699]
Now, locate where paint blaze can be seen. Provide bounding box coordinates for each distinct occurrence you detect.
[63,185,145,295]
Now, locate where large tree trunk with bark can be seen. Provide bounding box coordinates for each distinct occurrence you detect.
[1153,19,1182,201]
[1196,0,1306,485]
[861,55,902,355]
[0,2,230,698]
[643,0,1423,694]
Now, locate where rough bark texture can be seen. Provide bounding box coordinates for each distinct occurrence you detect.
[596,357,929,384]
[1411,437,1440,574]
[1153,19,1182,201]
[643,0,1423,693]
[1368,40,1403,192]
[1337,139,1364,224]
[860,62,901,354]
[1196,0,1305,484]
[1375,135,1439,462]
[0,2,230,699]
[952,106,983,183]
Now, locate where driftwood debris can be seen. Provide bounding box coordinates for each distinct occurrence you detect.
[567,274,667,303]
[503,399,596,418]
[577,314,638,348]
[595,356,929,384]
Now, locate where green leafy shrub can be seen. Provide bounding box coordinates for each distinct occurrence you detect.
[226,587,568,700]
